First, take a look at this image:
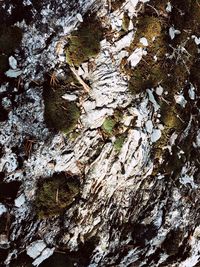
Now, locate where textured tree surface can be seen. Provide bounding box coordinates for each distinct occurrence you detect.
[0,0,200,266]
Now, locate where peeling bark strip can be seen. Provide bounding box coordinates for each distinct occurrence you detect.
[70,66,91,93]
[0,0,200,266]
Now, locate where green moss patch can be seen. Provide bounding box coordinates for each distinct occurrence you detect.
[0,55,9,73]
[160,103,184,131]
[0,25,22,75]
[0,25,22,54]
[130,16,162,49]
[114,135,126,152]
[102,117,116,135]
[102,110,123,136]
[122,12,130,32]
[101,111,127,152]
[0,212,10,236]
[65,14,103,66]
[43,70,80,133]
[120,15,168,95]
[35,172,80,218]
[44,95,80,134]
[120,0,200,175]
[128,59,166,94]
[148,0,169,13]
[111,0,126,11]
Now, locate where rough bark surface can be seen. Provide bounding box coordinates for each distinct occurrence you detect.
[0,0,200,266]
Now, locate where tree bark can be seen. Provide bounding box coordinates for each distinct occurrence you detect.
[0,0,200,266]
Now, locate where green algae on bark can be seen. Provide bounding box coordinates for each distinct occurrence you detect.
[65,14,103,66]
[35,172,80,218]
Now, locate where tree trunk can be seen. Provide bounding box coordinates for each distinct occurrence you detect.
[0,0,200,266]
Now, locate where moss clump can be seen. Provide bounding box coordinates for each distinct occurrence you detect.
[68,131,81,142]
[43,70,80,133]
[102,110,124,136]
[0,212,9,235]
[190,60,200,90]
[0,25,22,54]
[148,0,169,13]
[123,0,200,95]
[120,15,167,94]
[0,55,9,73]
[35,172,80,218]
[0,25,22,75]
[160,104,183,131]
[130,16,162,50]
[111,0,126,11]
[119,0,200,177]
[161,111,181,129]
[44,96,80,134]
[170,0,200,35]
[102,117,116,135]
[122,12,130,32]
[128,60,166,94]
[114,135,126,152]
[65,14,103,66]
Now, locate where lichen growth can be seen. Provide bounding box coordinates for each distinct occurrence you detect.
[65,14,103,66]
[43,69,80,133]
[35,172,80,218]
